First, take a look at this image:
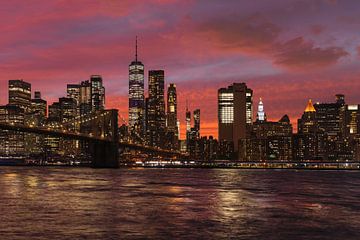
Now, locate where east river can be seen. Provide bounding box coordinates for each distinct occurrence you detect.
[0,167,359,239]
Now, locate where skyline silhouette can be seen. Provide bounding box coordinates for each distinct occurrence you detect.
[0,0,360,138]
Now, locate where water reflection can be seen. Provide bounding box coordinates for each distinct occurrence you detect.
[0,167,359,239]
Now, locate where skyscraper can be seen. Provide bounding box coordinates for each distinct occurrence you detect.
[31,91,47,123]
[186,103,191,147]
[294,99,318,161]
[79,80,92,115]
[67,84,80,114]
[193,109,200,138]
[188,109,201,158]
[8,79,32,113]
[314,95,344,160]
[166,83,178,148]
[218,83,253,157]
[146,70,166,147]
[129,37,145,138]
[0,105,25,156]
[90,75,105,111]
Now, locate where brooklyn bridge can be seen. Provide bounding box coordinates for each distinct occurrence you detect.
[0,109,185,168]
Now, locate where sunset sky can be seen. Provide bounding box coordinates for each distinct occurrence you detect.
[0,0,360,138]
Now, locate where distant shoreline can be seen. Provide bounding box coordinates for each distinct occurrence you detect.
[0,163,359,170]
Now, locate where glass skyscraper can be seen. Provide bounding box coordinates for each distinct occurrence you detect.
[129,38,145,138]
[146,70,166,147]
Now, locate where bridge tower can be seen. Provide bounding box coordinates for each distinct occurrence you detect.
[89,109,119,168]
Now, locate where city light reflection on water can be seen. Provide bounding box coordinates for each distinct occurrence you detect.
[0,167,360,239]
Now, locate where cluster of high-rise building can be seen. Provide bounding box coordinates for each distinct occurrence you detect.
[217,83,360,162]
[0,76,105,159]
[1,40,359,164]
[127,39,181,151]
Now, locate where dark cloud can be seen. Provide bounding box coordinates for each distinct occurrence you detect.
[197,15,348,71]
[274,37,348,70]
[197,14,281,54]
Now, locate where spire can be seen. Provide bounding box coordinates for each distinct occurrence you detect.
[135,36,138,62]
[305,99,316,112]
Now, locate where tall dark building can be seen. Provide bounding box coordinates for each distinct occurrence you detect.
[193,109,200,137]
[218,83,253,158]
[48,102,62,122]
[59,97,77,123]
[146,70,166,147]
[129,37,145,138]
[31,91,47,124]
[314,95,344,160]
[79,80,92,115]
[67,84,81,115]
[294,99,319,160]
[188,109,201,158]
[186,104,191,147]
[8,79,32,113]
[240,115,293,161]
[90,75,105,111]
[166,83,178,149]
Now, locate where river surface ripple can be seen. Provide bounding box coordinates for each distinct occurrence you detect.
[0,167,359,239]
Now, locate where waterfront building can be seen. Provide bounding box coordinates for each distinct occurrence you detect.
[240,115,293,161]
[294,99,319,160]
[30,91,47,124]
[218,83,253,158]
[166,83,179,149]
[146,70,166,147]
[199,136,218,161]
[314,95,345,160]
[67,84,81,115]
[0,105,25,156]
[28,91,47,154]
[8,79,32,113]
[193,109,200,138]
[187,109,202,160]
[79,80,92,115]
[129,37,145,139]
[185,104,191,148]
[59,97,77,123]
[90,75,105,111]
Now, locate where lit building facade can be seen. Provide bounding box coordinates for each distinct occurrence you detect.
[129,38,145,138]
[0,105,25,156]
[79,80,92,115]
[30,91,47,125]
[146,70,166,147]
[8,79,32,113]
[314,95,345,160]
[294,99,319,160]
[240,115,293,161]
[256,98,266,122]
[186,105,191,147]
[218,83,253,158]
[166,83,179,149]
[90,75,105,111]
[187,109,201,158]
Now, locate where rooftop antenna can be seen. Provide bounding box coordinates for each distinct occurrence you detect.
[135,36,138,62]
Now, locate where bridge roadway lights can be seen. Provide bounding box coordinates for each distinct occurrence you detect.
[90,140,119,168]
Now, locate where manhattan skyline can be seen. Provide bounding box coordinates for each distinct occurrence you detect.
[0,0,360,138]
